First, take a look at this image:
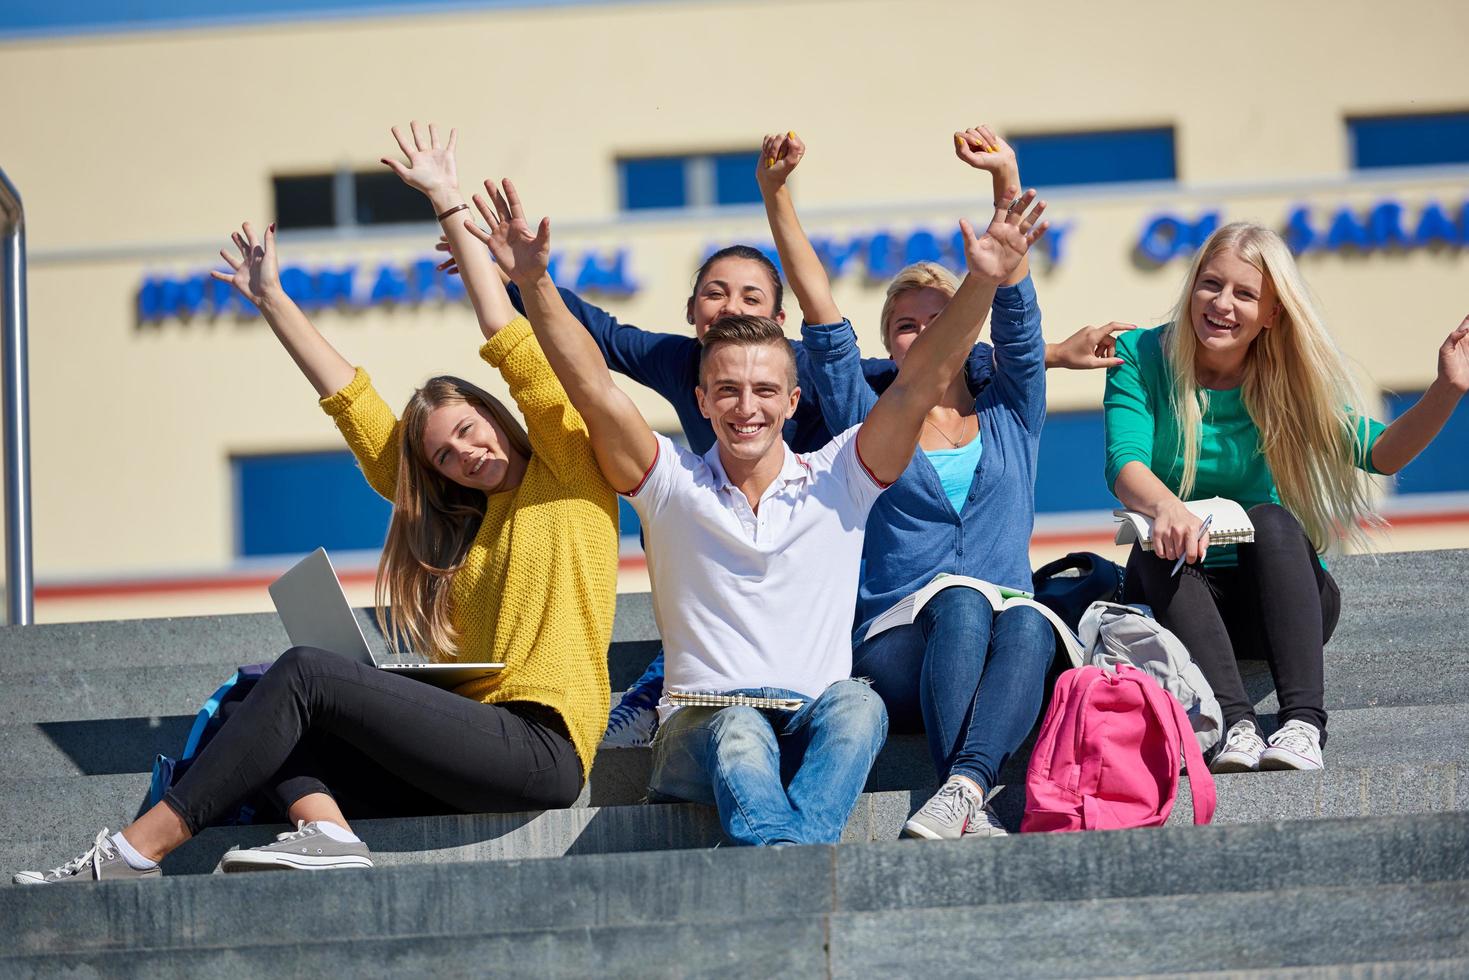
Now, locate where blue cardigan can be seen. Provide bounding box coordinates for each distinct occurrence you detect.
[801,275,1046,641]
[507,283,995,454]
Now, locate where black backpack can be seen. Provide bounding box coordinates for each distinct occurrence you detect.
[1031,552,1126,632]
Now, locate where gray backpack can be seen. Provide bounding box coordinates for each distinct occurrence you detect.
[1077,602,1224,754]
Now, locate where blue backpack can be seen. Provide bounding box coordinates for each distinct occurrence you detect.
[1031,552,1127,633]
[144,663,275,825]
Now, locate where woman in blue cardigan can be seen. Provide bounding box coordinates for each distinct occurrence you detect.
[758,126,1089,840]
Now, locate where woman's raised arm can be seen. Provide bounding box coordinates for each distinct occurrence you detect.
[757,131,843,326]
[380,121,518,340]
[1370,315,1469,473]
[211,221,355,398]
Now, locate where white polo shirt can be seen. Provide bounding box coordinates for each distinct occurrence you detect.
[623,425,886,711]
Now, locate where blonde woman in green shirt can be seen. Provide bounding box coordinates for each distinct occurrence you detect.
[1105,221,1468,773]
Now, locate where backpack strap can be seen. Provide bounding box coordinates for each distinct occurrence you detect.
[1120,665,1217,825]
[181,671,242,760]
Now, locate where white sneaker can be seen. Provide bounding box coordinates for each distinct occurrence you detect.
[1211,718,1266,774]
[901,776,1008,841]
[1260,719,1324,771]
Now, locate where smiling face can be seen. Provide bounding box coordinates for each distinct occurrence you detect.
[696,341,800,467]
[419,400,520,493]
[1189,247,1279,364]
[688,257,785,339]
[885,287,952,369]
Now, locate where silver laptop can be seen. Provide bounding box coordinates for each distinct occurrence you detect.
[268,548,504,687]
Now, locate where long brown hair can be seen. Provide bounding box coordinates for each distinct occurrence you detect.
[375,376,532,657]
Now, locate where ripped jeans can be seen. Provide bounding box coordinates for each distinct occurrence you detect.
[647,679,888,846]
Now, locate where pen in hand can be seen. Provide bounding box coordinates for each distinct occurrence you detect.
[1171,512,1213,577]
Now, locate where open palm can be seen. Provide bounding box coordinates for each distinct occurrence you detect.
[960,189,1048,283]
[210,221,279,308]
[1440,316,1469,393]
[464,179,550,287]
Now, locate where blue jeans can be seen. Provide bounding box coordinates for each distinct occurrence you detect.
[852,588,1053,793]
[647,679,888,846]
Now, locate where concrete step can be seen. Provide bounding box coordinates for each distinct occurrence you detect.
[6,884,1465,980]
[4,811,1466,957]
[0,592,662,675]
[8,698,1467,796]
[4,761,1466,878]
[1176,961,1469,979]
[825,880,1469,978]
[2,811,1469,980]
[0,549,1457,681]
[4,635,1461,726]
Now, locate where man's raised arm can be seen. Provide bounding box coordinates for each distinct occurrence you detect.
[857,192,1049,485]
[466,179,658,493]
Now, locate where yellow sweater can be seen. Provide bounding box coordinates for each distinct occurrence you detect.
[318,316,618,779]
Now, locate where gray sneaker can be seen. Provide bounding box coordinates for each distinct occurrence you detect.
[902,777,1009,841]
[219,821,373,872]
[12,828,162,885]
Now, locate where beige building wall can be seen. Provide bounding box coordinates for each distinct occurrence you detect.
[2,0,1467,620]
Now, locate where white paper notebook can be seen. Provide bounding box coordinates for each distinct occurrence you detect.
[1113,496,1255,551]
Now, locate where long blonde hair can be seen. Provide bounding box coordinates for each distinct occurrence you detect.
[1164,222,1379,553]
[878,262,959,351]
[375,376,532,657]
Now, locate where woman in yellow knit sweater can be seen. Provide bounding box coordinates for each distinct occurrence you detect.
[13,122,617,884]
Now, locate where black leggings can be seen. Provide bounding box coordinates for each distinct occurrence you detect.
[1124,503,1340,738]
[162,646,582,835]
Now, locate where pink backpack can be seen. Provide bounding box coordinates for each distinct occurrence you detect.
[1022,664,1216,832]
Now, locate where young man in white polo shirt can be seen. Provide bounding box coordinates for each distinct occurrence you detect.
[471,178,1047,845]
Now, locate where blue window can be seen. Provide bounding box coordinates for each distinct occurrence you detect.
[1009,127,1176,188]
[1034,410,1117,513]
[236,449,650,560]
[1349,112,1469,170]
[619,157,688,211]
[1383,391,1469,494]
[713,151,762,205]
[618,151,761,211]
[234,451,391,558]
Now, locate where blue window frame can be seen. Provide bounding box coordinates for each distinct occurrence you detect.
[1382,391,1469,494]
[619,157,688,211]
[234,451,393,558]
[712,151,762,205]
[1349,111,1469,170]
[1034,410,1117,513]
[1009,127,1176,188]
[618,151,761,212]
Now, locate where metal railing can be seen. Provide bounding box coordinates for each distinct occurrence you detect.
[1,167,33,625]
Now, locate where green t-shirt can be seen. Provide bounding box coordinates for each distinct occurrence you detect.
[1103,326,1384,566]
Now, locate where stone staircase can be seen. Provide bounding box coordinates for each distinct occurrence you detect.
[1,548,1466,977]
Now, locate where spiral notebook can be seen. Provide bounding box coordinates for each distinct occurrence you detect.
[665,691,807,711]
[1113,496,1255,551]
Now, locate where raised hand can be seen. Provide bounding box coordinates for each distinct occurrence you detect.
[1438,316,1469,393]
[463,179,551,287]
[1050,321,1137,370]
[210,221,281,308]
[954,124,1020,203]
[380,121,459,204]
[958,189,1049,284]
[756,130,805,193]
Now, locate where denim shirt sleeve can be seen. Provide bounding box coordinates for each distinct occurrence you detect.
[986,274,1046,432]
[799,318,879,432]
[506,281,696,404]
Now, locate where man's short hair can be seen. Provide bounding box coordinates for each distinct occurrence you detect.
[698,315,798,391]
